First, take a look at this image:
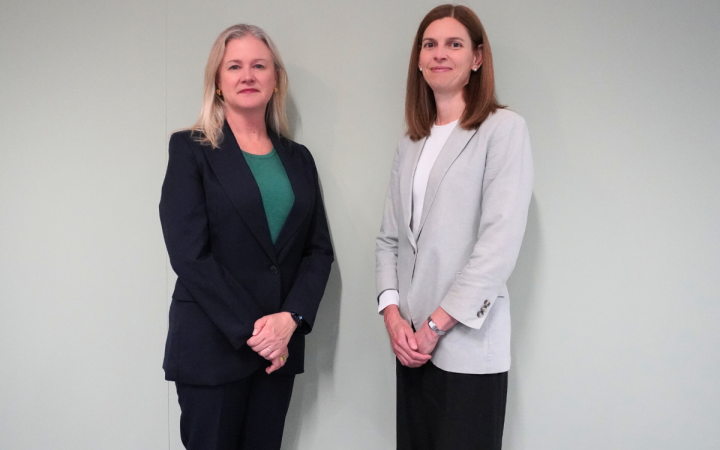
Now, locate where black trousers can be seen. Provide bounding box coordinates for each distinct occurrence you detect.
[175,368,295,450]
[396,360,508,450]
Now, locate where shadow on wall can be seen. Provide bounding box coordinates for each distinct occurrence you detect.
[504,195,543,449]
[281,251,342,449]
[494,39,566,449]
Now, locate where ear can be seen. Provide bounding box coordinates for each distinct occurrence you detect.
[474,44,483,69]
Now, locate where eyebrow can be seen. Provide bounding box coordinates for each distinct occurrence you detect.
[422,37,466,42]
[226,58,269,64]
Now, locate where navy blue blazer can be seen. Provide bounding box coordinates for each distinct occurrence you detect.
[159,123,334,385]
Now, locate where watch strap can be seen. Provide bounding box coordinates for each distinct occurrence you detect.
[427,317,446,336]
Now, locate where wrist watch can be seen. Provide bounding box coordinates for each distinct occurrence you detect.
[289,311,304,328]
[427,317,446,336]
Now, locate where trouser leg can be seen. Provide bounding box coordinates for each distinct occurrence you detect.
[175,378,250,450]
[239,370,295,450]
[396,359,508,450]
[424,362,508,450]
[175,368,295,450]
[396,359,433,450]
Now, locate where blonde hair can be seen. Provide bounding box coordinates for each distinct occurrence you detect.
[191,24,290,148]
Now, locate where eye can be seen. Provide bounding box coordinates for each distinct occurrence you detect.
[229,64,240,70]
[422,42,435,49]
[253,64,265,69]
[450,41,462,48]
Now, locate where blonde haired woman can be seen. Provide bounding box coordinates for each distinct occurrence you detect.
[160,24,333,450]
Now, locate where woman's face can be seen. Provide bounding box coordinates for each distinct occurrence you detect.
[418,17,482,97]
[217,36,277,114]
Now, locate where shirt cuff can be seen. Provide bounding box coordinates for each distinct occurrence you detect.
[378,289,400,313]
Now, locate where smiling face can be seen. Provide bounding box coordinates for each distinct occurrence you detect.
[216,36,277,114]
[419,17,482,97]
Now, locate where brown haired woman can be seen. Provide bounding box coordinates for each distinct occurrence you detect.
[160,24,333,450]
[376,5,533,449]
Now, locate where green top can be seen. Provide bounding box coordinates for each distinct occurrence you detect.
[242,148,295,244]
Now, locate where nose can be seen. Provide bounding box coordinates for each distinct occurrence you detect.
[432,46,447,61]
[240,67,255,83]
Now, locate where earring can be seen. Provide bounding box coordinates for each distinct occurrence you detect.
[216,88,223,98]
[472,67,478,72]
[274,87,279,93]
[419,67,423,72]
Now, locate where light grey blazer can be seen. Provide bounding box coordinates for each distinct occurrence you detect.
[376,109,533,374]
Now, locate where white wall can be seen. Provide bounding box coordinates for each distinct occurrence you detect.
[1,0,718,449]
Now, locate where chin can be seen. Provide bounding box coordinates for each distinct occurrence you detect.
[233,100,270,112]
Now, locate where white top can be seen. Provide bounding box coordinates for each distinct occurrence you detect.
[378,120,458,312]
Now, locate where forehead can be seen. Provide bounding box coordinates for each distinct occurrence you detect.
[223,36,272,61]
[423,17,470,40]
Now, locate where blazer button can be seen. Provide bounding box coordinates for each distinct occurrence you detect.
[477,309,485,318]
[484,299,491,307]
[269,265,278,274]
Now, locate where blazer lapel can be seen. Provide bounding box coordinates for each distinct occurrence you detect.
[416,126,478,240]
[270,132,312,256]
[204,122,277,264]
[400,137,426,249]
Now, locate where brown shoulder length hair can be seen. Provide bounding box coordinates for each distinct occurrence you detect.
[405,4,504,141]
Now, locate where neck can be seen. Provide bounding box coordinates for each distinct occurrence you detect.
[433,89,466,126]
[225,106,268,142]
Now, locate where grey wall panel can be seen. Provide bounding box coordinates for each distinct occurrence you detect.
[0,0,169,449]
[490,1,720,449]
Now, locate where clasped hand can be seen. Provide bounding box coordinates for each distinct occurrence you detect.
[247,312,297,373]
[383,305,438,368]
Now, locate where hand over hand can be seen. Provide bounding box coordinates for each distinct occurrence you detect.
[266,347,289,374]
[383,305,431,368]
[247,312,297,361]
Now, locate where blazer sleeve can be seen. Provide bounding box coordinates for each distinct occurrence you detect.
[375,145,401,298]
[159,133,265,349]
[280,147,334,334]
[440,114,534,329]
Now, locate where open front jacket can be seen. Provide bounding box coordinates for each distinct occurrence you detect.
[160,123,333,385]
[376,109,533,374]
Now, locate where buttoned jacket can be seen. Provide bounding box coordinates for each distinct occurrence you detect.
[160,123,333,385]
[376,109,533,374]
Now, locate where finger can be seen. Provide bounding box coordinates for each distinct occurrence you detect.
[406,329,419,351]
[392,344,414,366]
[267,351,288,374]
[247,333,265,347]
[249,330,278,348]
[268,348,284,360]
[253,316,269,336]
[255,336,282,352]
[248,327,274,346]
[266,358,281,374]
[402,346,431,365]
[412,358,430,368]
[249,339,269,352]
[260,346,275,360]
[393,334,418,358]
[249,324,284,348]
[395,354,409,366]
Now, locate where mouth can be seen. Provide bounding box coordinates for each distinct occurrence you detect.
[430,66,452,73]
[239,88,260,94]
